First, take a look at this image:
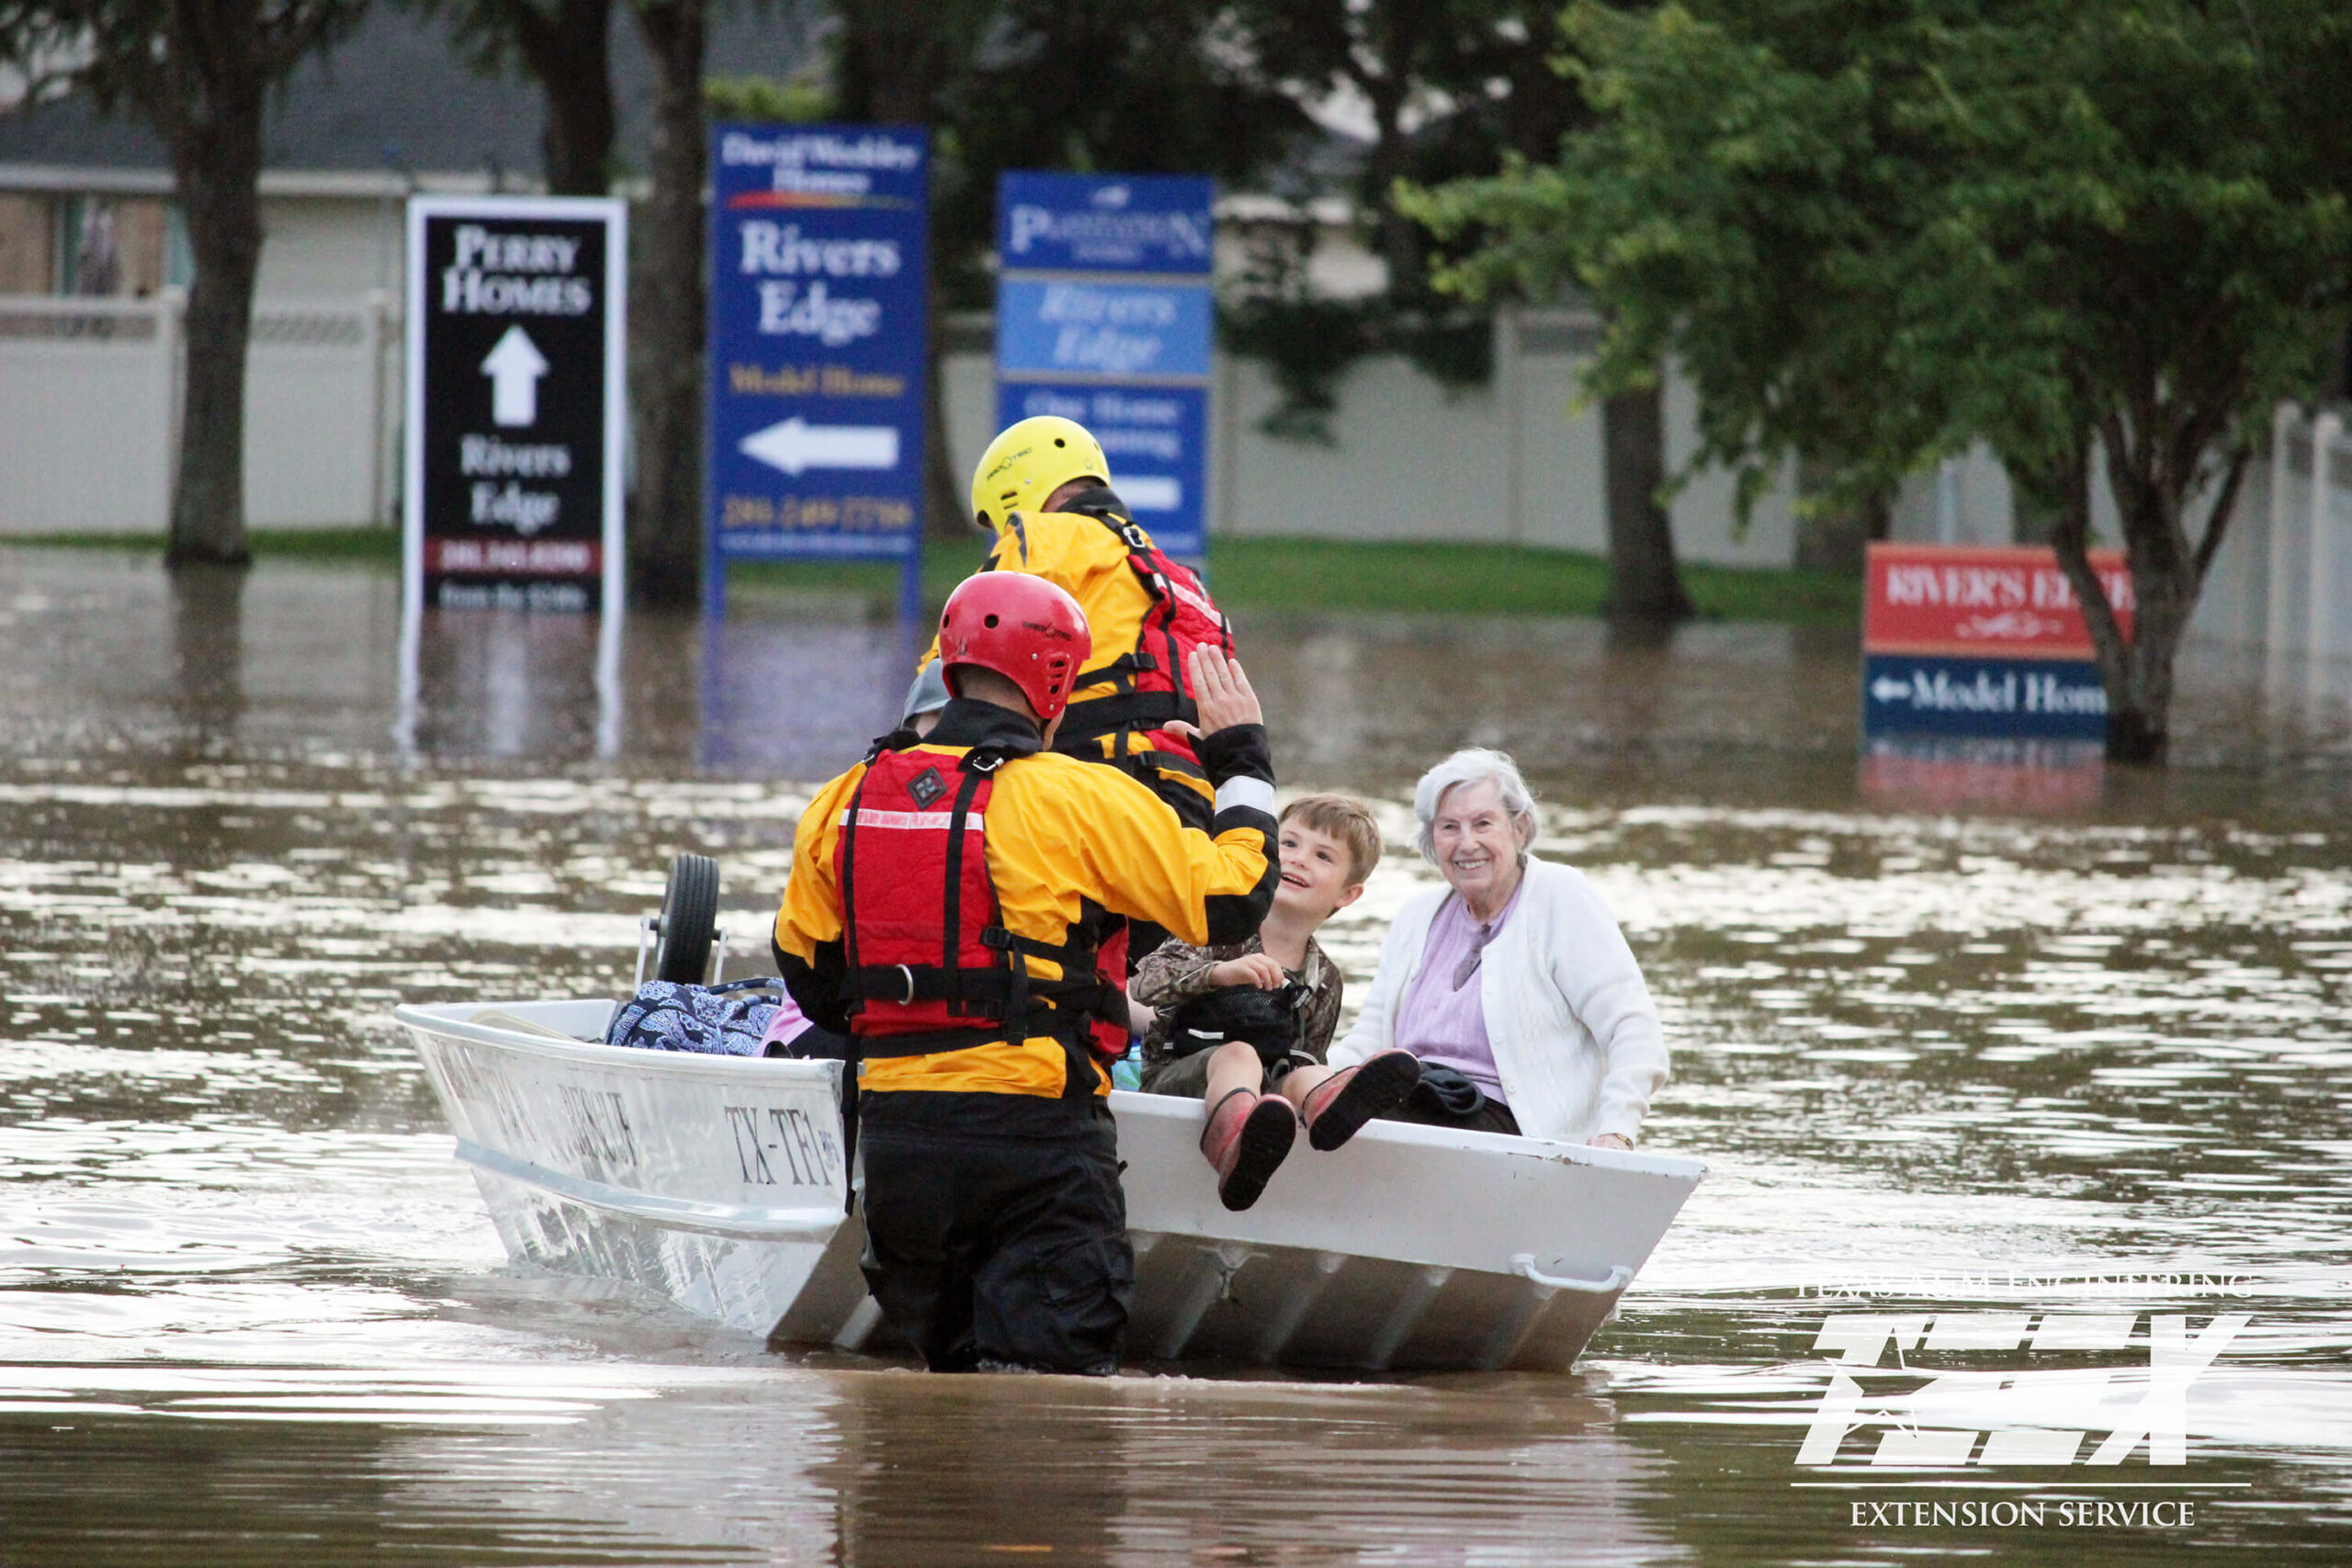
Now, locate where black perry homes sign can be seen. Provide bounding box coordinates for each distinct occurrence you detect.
[403,196,627,614]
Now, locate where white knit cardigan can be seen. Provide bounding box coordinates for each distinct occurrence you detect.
[1329,856,1669,1145]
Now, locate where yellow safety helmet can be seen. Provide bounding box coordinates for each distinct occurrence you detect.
[968,416,1111,533]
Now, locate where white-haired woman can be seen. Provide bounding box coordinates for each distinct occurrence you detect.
[1323,749,1669,1146]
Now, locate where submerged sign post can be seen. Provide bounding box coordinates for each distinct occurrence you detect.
[1860,544,2132,741]
[403,196,627,616]
[706,123,929,619]
[995,174,1215,558]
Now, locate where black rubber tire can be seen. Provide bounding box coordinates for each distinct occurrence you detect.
[654,853,720,985]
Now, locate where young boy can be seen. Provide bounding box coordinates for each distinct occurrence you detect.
[1131,794,1422,1210]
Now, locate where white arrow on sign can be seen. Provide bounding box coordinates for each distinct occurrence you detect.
[481,325,550,428]
[739,417,899,477]
[1869,676,1913,703]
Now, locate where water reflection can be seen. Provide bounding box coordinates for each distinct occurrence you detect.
[696,600,915,776]
[6,546,2352,1563]
[365,1366,1671,1567]
[1859,736,2109,813]
[168,563,245,747]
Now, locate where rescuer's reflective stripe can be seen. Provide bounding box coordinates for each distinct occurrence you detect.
[840,807,987,830]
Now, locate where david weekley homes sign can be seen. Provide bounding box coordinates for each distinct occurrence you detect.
[704,123,930,619]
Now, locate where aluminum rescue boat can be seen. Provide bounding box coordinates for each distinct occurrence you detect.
[396,996,1702,1373]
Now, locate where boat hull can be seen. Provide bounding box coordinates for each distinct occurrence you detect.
[397,999,1703,1372]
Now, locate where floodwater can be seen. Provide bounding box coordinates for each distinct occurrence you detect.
[4,547,2351,1565]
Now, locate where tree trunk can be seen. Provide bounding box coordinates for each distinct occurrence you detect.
[163,20,266,570]
[1600,385,1693,622]
[2045,439,2137,754]
[2046,433,2245,766]
[925,301,966,539]
[1794,462,1889,575]
[628,0,707,607]
[833,1,964,536]
[514,0,616,197]
[171,560,246,738]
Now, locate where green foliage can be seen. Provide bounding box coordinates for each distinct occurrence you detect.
[922,0,1310,313]
[1216,3,1583,439]
[0,0,366,118]
[704,71,831,125]
[1404,0,2352,532]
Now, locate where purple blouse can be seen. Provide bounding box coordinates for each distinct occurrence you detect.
[1391,880,1524,1103]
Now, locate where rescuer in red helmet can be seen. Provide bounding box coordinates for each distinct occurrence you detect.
[773,572,1279,1374]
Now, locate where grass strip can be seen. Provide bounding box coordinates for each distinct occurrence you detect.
[1204,537,1860,624]
[2,529,1860,623]
[3,526,404,562]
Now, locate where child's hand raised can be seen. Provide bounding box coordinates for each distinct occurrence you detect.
[1207,953,1286,990]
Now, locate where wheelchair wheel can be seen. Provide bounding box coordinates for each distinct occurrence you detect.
[653,853,720,984]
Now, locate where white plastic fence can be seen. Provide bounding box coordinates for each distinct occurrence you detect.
[2263,404,2352,665]
[0,290,396,533]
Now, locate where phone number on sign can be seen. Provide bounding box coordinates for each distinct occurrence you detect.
[721,494,915,532]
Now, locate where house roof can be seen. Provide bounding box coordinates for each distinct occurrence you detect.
[0,2,820,187]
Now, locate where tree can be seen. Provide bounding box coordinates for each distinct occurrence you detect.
[412,0,616,196]
[810,0,1305,536]
[822,0,998,538]
[1222,1,1577,422]
[0,0,366,566]
[1224,3,1692,620]
[625,0,705,604]
[1405,0,2352,754]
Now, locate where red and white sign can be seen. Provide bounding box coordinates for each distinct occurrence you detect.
[427,537,600,576]
[1864,544,2133,656]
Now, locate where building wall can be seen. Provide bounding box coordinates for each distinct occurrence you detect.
[257,194,403,298]
[0,193,51,292]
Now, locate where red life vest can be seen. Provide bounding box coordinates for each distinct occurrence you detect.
[834,745,1121,1077]
[1061,513,1235,748]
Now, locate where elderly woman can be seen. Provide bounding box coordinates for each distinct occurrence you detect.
[1321,749,1669,1147]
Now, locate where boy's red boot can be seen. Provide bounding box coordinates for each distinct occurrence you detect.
[1201,1088,1296,1212]
[1299,1050,1421,1151]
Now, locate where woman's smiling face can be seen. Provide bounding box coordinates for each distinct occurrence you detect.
[1428,776,1526,912]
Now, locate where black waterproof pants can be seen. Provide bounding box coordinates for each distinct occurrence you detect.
[857,1098,1133,1374]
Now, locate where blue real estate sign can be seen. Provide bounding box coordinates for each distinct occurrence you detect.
[995,173,1214,556]
[706,123,929,583]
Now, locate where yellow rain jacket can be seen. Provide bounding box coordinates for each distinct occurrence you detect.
[924,503,1230,825]
[774,699,1277,1102]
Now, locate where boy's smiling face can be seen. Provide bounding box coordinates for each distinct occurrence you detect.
[1272,820,1364,925]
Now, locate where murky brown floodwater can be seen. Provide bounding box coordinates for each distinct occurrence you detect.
[4,547,2351,1565]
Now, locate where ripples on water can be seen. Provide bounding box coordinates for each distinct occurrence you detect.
[3,551,2350,1563]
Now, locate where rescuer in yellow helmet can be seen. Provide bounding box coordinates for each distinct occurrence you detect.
[932,413,1243,979]
[949,416,1236,829]
[968,414,1115,531]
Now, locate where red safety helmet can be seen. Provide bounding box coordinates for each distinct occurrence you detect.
[937,573,1092,723]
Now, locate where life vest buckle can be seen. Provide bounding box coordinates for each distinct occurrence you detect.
[893,964,917,1005]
